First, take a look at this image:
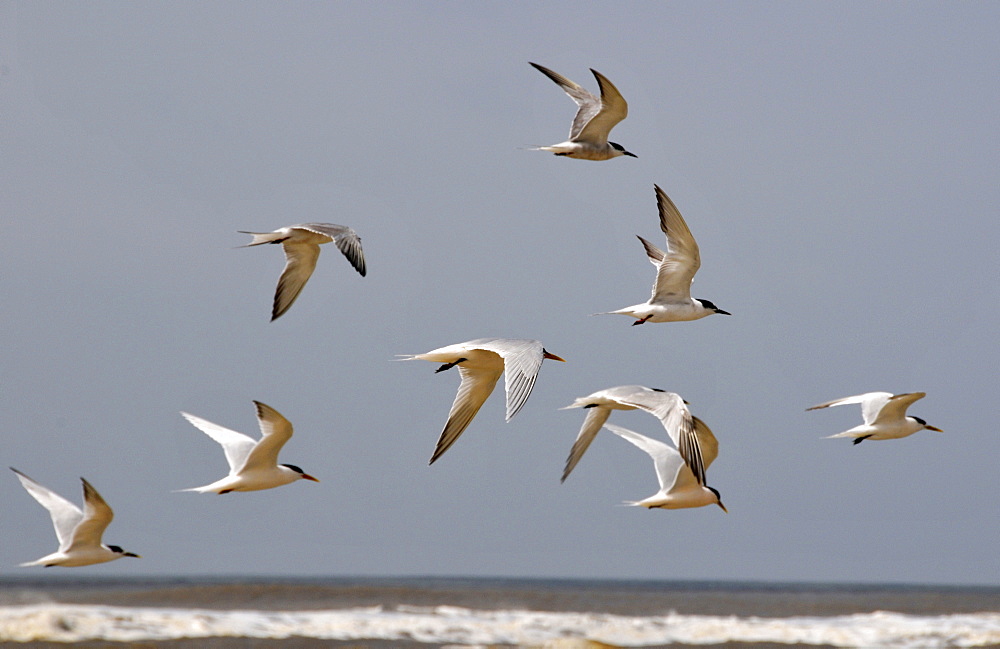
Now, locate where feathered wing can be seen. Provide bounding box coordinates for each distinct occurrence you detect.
[477,339,545,421]
[806,392,893,426]
[637,235,665,266]
[272,241,321,320]
[11,468,83,552]
[575,68,628,144]
[650,185,700,302]
[618,391,706,486]
[240,401,294,473]
[874,392,926,425]
[562,406,613,483]
[692,417,719,471]
[68,478,114,552]
[529,62,601,140]
[296,223,366,277]
[429,364,503,464]
[180,412,257,474]
[603,424,693,494]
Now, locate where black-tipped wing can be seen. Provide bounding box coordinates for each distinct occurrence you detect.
[603,424,694,493]
[650,185,700,302]
[562,406,613,483]
[474,338,546,421]
[875,392,927,425]
[617,391,708,486]
[273,241,321,320]
[69,478,114,552]
[530,62,603,141]
[575,68,628,144]
[242,401,294,473]
[429,364,503,464]
[296,223,366,277]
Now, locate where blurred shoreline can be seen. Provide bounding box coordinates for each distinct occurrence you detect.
[0,577,996,648]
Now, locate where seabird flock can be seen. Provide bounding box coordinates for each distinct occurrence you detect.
[11,63,941,567]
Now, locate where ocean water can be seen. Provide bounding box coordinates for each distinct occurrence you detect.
[0,577,997,648]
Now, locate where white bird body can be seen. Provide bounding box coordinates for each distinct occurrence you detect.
[11,468,140,567]
[400,338,565,464]
[600,185,729,325]
[559,385,669,482]
[179,401,319,493]
[240,223,366,321]
[604,422,725,511]
[807,391,942,444]
[529,62,636,161]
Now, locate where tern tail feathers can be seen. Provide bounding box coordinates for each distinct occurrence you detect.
[237,231,286,246]
[173,486,211,494]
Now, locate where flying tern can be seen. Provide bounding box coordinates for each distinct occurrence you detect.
[240,223,366,321]
[10,468,140,567]
[605,421,726,512]
[528,62,636,161]
[178,401,319,493]
[599,185,729,324]
[400,338,566,464]
[807,391,942,444]
[559,385,673,482]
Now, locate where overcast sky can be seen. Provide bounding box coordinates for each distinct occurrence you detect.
[1,2,997,585]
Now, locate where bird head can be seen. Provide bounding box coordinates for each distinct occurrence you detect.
[282,464,320,482]
[107,545,141,558]
[697,298,731,316]
[912,416,943,433]
[610,142,637,158]
[542,349,566,362]
[708,486,727,513]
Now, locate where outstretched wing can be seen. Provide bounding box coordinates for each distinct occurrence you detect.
[11,468,83,552]
[874,392,926,425]
[429,363,503,464]
[272,241,322,320]
[692,417,720,472]
[241,401,294,473]
[180,411,257,474]
[296,223,366,277]
[474,338,546,421]
[561,406,613,483]
[616,390,707,486]
[806,392,893,426]
[650,186,700,302]
[68,478,114,551]
[575,68,628,144]
[603,424,694,493]
[530,62,602,140]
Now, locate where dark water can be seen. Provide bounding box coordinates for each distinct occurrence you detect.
[2,575,997,615]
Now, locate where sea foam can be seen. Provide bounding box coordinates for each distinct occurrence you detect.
[0,603,998,647]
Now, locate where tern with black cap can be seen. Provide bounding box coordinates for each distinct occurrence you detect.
[528,62,636,161]
[11,468,141,567]
[598,185,730,325]
[399,338,566,464]
[807,391,943,444]
[178,401,319,493]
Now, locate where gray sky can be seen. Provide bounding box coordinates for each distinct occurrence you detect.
[1,2,997,585]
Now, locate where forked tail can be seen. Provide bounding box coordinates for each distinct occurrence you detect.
[237,231,285,247]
